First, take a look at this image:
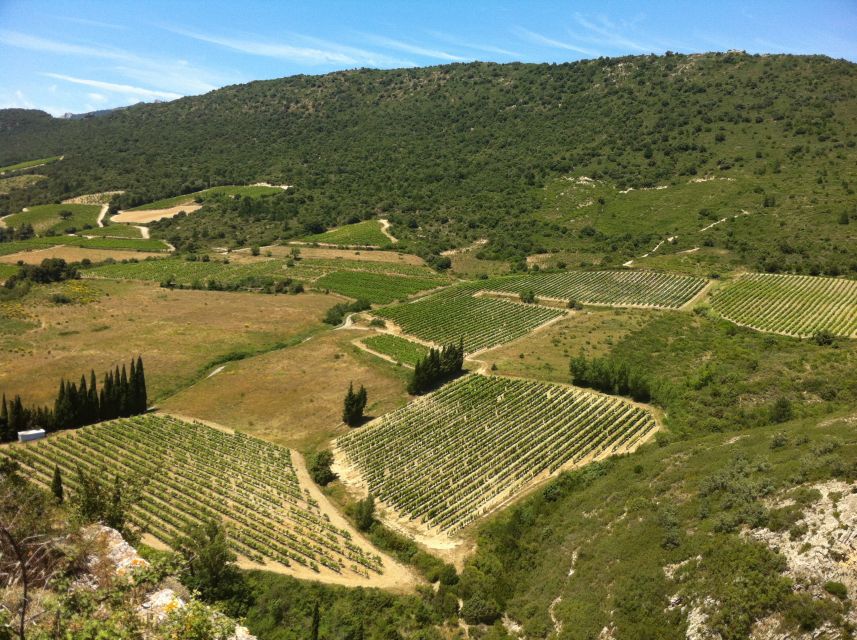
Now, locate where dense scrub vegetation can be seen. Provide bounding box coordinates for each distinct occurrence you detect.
[1,53,854,272]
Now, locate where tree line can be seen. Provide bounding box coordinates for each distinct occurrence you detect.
[0,356,147,441]
[569,353,652,402]
[3,257,79,289]
[408,340,465,395]
[0,223,34,242]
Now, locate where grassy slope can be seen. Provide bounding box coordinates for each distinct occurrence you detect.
[3,203,101,234]
[302,220,392,247]
[0,235,169,255]
[462,411,857,639]
[485,308,857,438]
[0,155,61,173]
[127,185,282,210]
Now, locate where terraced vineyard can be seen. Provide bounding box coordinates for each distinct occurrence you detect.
[373,284,565,353]
[485,270,708,308]
[315,271,445,304]
[0,235,171,256]
[302,220,391,247]
[4,415,383,578]
[710,273,857,338]
[361,334,429,366]
[336,374,656,534]
[88,255,446,301]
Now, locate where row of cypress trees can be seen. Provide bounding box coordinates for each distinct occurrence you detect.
[0,356,147,442]
[407,339,465,395]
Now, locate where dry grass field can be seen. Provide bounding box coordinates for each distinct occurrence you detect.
[258,245,427,266]
[475,307,659,383]
[0,280,336,406]
[162,328,412,452]
[0,246,166,265]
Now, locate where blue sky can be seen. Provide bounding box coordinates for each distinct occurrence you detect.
[1,0,855,116]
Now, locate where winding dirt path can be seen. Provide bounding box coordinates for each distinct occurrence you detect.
[96,204,108,227]
[378,218,398,244]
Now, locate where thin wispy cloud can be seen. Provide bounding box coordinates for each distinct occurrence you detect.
[571,14,655,53]
[2,29,230,97]
[41,73,183,100]
[56,16,127,30]
[0,29,129,60]
[168,27,356,65]
[426,30,522,58]
[363,34,470,61]
[512,27,598,56]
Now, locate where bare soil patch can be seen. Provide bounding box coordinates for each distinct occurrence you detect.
[112,203,202,224]
[0,246,166,265]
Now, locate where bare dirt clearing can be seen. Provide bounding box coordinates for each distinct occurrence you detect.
[0,245,166,265]
[112,203,202,224]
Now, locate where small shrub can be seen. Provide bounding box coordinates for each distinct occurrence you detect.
[823,581,847,600]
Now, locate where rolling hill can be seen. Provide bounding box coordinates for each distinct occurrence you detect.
[1,52,855,273]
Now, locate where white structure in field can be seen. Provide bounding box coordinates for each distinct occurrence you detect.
[17,429,45,442]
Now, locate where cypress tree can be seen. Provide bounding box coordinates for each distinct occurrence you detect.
[136,356,147,413]
[0,394,8,442]
[51,465,64,503]
[130,358,138,412]
[310,602,320,640]
[78,375,89,425]
[53,380,67,427]
[9,396,24,433]
[65,381,79,428]
[343,382,357,426]
[88,370,99,421]
[119,365,129,417]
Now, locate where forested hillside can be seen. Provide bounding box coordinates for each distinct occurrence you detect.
[1,52,855,270]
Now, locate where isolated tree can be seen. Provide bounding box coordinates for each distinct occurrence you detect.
[309,450,336,486]
[172,519,247,610]
[355,494,375,532]
[51,466,64,504]
[342,382,367,427]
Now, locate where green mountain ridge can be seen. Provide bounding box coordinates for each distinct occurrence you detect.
[1,52,855,271]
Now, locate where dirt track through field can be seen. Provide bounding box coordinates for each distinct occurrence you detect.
[378,218,398,244]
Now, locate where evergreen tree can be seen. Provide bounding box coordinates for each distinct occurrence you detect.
[119,365,129,417]
[88,370,99,421]
[136,356,147,412]
[9,396,24,433]
[0,394,8,442]
[355,494,375,532]
[51,465,64,503]
[342,382,367,427]
[310,602,320,640]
